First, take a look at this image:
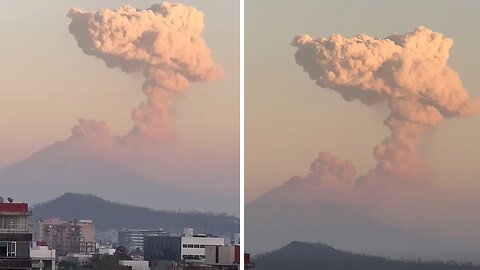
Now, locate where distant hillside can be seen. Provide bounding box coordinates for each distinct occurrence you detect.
[254,242,480,270]
[0,138,238,214]
[31,193,239,236]
[246,179,480,262]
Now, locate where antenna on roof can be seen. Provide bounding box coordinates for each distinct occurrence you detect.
[7,197,13,203]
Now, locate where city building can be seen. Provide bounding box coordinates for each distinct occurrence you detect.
[118,229,168,250]
[119,260,150,270]
[30,241,56,270]
[35,218,96,256]
[75,220,95,244]
[118,229,167,251]
[129,247,145,260]
[0,200,32,270]
[205,245,240,267]
[150,260,239,270]
[98,247,115,255]
[144,228,225,263]
[96,229,117,246]
[244,253,255,269]
[58,253,93,267]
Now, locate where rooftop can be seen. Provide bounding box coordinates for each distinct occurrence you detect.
[0,203,29,214]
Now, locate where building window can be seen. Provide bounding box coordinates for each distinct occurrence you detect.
[193,244,200,248]
[187,244,193,248]
[182,244,187,248]
[7,242,16,257]
[0,242,7,257]
[199,245,205,248]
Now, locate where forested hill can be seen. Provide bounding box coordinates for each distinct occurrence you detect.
[31,193,239,235]
[254,241,480,270]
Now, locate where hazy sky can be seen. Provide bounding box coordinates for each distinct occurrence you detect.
[0,0,239,167]
[246,0,480,201]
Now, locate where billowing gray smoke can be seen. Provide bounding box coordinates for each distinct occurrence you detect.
[292,27,479,186]
[67,2,222,139]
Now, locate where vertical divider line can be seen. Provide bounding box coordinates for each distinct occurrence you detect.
[239,0,245,268]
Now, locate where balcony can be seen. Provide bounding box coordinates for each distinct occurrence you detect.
[0,216,30,234]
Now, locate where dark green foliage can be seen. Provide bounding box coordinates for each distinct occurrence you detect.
[31,193,239,235]
[254,242,480,270]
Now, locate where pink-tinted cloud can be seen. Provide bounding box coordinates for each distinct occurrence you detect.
[292,27,479,187]
[279,152,365,205]
[67,2,222,139]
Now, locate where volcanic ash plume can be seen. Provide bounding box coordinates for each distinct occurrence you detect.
[310,152,356,184]
[71,119,111,142]
[67,119,117,158]
[67,2,222,138]
[281,152,358,203]
[292,27,479,186]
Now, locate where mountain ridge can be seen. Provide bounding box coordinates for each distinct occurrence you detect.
[0,139,238,214]
[253,241,480,270]
[246,179,480,262]
[30,193,239,236]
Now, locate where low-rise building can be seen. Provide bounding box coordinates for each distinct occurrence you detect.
[129,247,145,260]
[119,260,150,270]
[30,242,56,270]
[98,247,116,255]
[58,253,92,266]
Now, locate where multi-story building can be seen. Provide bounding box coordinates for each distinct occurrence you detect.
[75,220,95,244]
[35,218,96,256]
[205,245,240,267]
[118,229,167,251]
[0,200,32,270]
[144,228,225,263]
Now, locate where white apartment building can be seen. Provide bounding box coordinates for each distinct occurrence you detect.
[144,228,225,262]
[180,234,225,260]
